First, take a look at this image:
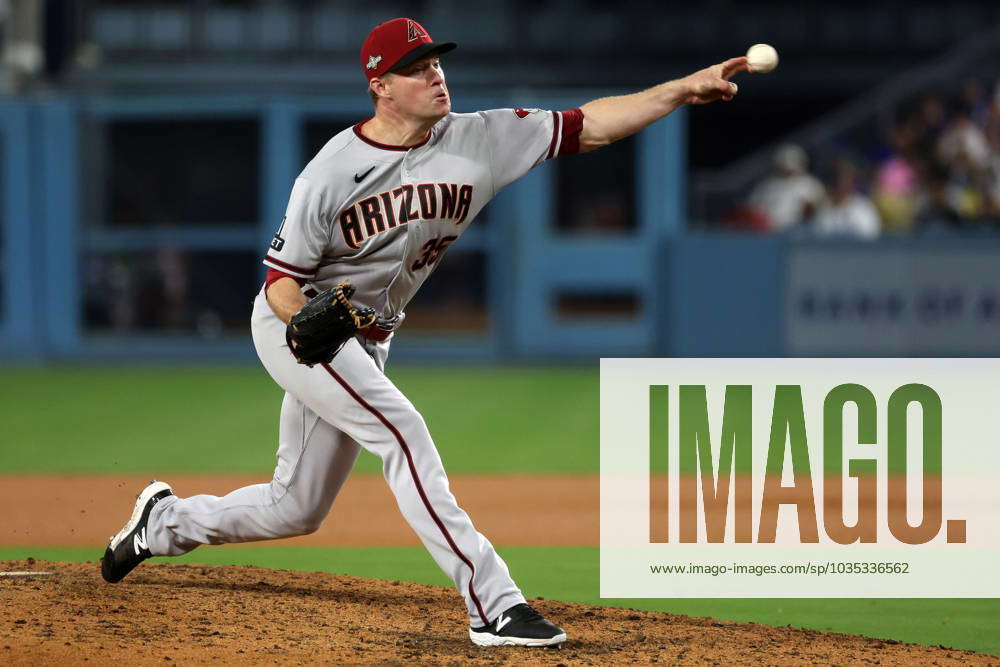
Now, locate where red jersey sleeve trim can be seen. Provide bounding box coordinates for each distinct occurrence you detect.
[546,110,563,160]
[262,255,316,279]
[264,268,306,294]
[557,108,584,156]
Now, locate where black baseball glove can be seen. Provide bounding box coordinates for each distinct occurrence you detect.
[286,281,377,366]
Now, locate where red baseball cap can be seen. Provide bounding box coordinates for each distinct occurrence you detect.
[360,18,457,81]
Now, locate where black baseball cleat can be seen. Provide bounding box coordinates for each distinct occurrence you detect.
[101,480,173,583]
[469,603,567,647]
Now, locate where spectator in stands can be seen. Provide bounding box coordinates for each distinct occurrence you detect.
[155,246,190,332]
[914,162,962,231]
[911,94,948,161]
[873,120,924,233]
[985,104,1000,218]
[961,79,990,126]
[989,79,1000,127]
[937,101,990,175]
[814,159,880,239]
[936,100,993,223]
[746,143,826,232]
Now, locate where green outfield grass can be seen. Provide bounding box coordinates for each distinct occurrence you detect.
[2,545,996,656]
[0,366,598,474]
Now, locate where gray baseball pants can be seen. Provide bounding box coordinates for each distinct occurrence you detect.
[145,290,525,625]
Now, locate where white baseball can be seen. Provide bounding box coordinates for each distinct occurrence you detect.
[746,43,778,74]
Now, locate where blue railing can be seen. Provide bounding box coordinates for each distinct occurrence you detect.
[0,102,35,359]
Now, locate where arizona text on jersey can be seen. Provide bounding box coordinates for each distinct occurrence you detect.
[262,108,583,321]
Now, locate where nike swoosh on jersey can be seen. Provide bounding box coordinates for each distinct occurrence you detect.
[354,166,376,183]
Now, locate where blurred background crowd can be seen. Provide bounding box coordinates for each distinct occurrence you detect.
[729,79,1000,238]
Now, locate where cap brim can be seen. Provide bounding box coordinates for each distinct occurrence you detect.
[388,42,457,73]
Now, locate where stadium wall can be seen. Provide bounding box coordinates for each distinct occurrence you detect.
[1,95,998,363]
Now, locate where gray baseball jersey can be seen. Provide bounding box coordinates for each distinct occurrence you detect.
[144,106,583,629]
[263,108,582,321]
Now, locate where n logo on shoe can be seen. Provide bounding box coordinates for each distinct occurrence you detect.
[133,527,148,555]
[495,613,512,632]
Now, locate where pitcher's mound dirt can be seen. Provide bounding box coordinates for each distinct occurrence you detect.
[0,560,994,665]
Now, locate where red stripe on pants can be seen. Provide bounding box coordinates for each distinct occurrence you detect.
[320,362,490,625]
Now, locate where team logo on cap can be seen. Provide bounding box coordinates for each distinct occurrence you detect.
[366,55,383,70]
[406,20,426,42]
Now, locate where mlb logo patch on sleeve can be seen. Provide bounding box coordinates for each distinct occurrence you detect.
[270,217,286,251]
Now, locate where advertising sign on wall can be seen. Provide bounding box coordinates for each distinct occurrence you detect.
[786,248,1000,355]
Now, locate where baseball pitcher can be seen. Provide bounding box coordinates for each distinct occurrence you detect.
[101,17,749,648]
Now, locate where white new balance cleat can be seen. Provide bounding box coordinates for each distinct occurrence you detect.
[100,480,173,583]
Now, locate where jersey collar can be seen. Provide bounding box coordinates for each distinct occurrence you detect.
[353,119,432,151]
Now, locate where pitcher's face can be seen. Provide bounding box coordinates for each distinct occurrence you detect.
[380,56,450,121]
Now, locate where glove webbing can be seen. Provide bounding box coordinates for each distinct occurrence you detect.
[334,281,377,329]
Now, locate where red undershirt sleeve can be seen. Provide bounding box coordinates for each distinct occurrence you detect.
[264,268,306,295]
[557,108,584,156]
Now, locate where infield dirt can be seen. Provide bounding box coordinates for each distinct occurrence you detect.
[2,560,996,665]
[0,473,596,547]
